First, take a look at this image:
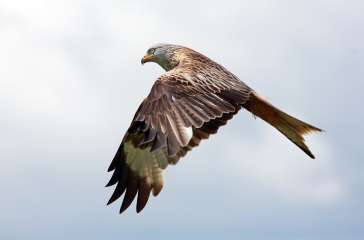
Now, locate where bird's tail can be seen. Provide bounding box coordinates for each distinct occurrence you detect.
[243,92,322,159]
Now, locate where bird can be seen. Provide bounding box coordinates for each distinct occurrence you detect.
[106,43,322,214]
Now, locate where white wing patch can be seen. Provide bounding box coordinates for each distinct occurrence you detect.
[183,126,193,143]
[124,141,169,194]
[122,125,192,195]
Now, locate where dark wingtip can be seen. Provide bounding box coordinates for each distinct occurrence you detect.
[136,181,152,213]
[105,172,119,187]
[108,156,119,172]
[119,180,138,214]
[136,205,144,213]
[119,201,131,214]
[107,166,114,172]
[108,157,118,172]
[119,199,131,214]
[105,180,114,188]
[107,181,127,205]
[119,206,127,214]
[106,198,114,206]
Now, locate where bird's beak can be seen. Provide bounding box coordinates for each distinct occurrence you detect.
[141,54,153,65]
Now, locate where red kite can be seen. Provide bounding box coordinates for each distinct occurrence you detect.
[106,44,322,213]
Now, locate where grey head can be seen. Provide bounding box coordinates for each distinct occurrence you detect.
[141,43,185,71]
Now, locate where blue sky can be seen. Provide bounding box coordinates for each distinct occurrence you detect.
[0,0,363,239]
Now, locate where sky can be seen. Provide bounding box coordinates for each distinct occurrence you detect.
[0,0,363,239]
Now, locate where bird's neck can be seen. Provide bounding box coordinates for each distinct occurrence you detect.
[156,54,180,71]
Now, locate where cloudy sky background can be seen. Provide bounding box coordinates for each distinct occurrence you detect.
[1,0,363,239]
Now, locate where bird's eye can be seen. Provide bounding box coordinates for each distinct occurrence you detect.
[148,48,155,55]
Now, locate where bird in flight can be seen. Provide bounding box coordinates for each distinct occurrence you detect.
[106,44,322,214]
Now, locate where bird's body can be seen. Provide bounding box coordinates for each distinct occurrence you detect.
[106,44,321,213]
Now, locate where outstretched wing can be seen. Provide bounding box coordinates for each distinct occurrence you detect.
[106,64,252,213]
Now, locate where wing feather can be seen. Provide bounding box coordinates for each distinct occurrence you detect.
[106,54,253,213]
[120,177,138,213]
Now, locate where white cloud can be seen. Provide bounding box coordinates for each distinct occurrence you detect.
[224,128,345,204]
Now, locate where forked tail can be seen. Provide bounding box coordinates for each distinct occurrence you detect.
[243,92,322,159]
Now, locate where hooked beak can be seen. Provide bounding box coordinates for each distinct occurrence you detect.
[141,54,153,65]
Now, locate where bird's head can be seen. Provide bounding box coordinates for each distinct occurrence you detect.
[141,44,184,71]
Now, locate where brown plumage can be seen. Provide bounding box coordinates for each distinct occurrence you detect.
[106,44,322,213]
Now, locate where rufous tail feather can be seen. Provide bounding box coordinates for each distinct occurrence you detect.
[244,92,322,159]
